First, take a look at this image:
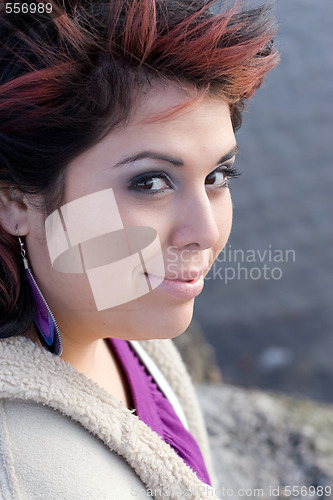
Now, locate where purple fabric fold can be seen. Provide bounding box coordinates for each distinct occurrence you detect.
[108,337,211,486]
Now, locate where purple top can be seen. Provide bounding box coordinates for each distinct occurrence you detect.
[107,337,211,486]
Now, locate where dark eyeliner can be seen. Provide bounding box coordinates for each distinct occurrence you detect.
[128,170,173,194]
[206,164,241,187]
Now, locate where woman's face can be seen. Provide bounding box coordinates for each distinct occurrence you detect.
[26,85,237,341]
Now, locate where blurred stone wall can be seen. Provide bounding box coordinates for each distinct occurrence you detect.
[196,384,333,500]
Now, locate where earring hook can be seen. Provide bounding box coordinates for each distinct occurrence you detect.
[16,225,30,269]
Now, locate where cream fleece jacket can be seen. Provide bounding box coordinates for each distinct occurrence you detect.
[0,335,220,499]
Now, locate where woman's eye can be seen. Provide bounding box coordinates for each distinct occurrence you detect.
[205,165,240,188]
[129,172,173,194]
[205,170,227,187]
[128,166,240,194]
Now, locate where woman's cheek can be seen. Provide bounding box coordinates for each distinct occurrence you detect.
[116,196,171,240]
[212,192,233,258]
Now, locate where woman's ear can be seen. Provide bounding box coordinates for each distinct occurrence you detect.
[0,187,30,236]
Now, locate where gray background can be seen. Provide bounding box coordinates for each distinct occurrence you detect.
[194,0,333,403]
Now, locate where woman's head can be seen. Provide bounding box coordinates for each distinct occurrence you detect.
[0,0,278,340]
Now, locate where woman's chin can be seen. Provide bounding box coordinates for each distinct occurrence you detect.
[109,298,194,341]
[135,302,195,341]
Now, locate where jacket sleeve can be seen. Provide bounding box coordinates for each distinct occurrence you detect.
[0,399,150,500]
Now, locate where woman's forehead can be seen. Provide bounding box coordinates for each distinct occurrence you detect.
[67,89,235,175]
[129,83,229,125]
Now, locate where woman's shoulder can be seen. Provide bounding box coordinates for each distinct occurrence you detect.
[0,336,149,498]
[0,398,148,500]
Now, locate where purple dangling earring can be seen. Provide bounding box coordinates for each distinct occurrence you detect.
[16,228,63,356]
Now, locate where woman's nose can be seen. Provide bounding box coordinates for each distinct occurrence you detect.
[170,189,221,251]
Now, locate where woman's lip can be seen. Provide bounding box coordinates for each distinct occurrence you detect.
[145,273,204,299]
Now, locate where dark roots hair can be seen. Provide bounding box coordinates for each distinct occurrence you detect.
[0,0,279,338]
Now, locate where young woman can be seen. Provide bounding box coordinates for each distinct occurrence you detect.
[0,1,278,498]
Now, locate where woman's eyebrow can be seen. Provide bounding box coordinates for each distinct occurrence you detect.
[216,145,240,165]
[112,144,239,168]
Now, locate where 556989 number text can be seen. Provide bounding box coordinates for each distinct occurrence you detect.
[5,2,53,14]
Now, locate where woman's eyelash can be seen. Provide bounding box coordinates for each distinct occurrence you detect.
[213,165,241,184]
[215,165,240,178]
